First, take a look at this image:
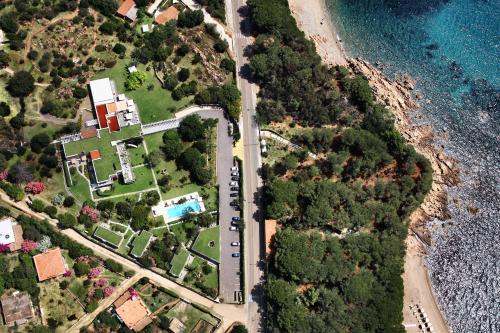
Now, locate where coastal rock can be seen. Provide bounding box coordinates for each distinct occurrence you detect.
[347,57,460,243]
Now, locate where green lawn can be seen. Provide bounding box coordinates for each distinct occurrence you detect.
[130,230,153,257]
[129,144,147,166]
[96,165,157,197]
[93,226,123,247]
[192,226,220,262]
[69,170,92,203]
[118,228,135,254]
[166,301,220,333]
[169,248,190,277]
[92,58,192,124]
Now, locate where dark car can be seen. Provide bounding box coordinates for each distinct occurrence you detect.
[230,201,239,206]
[232,217,241,222]
[232,253,240,257]
[231,220,239,226]
[230,187,239,191]
[230,193,238,197]
[231,176,239,181]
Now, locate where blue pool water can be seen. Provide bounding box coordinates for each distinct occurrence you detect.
[327,0,499,331]
[166,201,202,220]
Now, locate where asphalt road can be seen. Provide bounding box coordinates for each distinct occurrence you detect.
[225,1,267,332]
[195,109,242,303]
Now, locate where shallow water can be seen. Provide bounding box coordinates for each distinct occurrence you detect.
[327,0,500,331]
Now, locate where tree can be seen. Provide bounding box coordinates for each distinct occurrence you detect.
[0,13,19,34]
[25,181,45,194]
[57,213,77,229]
[104,259,123,273]
[7,71,35,98]
[74,262,90,277]
[73,86,88,99]
[177,68,190,82]
[163,74,178,91]
[125,71,147,90]
[63,196,75,207]
[220,58,236,73]
[214,39,229,53]
[0,102,11,117]
[112,43,127,55]
[177,10,204,28]
[131,205,150,231]
[145,151,161,168]
[231,325,249,333]
[88,0,118,17]
[176,44,190,57]
[30,199,46,212]
[178,115,205,141]
[0,51,10,69]
[144,191,160,206]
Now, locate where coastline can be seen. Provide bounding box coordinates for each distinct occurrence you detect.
[288,0,457,332]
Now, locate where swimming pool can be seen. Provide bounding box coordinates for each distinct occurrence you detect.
[166,201,202,221]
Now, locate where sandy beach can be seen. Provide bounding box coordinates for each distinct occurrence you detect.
[288,1,453,332]
[289,0,347,66]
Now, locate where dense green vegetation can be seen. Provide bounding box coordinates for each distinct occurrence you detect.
[248,1,432,332]
[195,0,226,21]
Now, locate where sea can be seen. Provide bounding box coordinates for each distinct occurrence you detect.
[326,0,500,332]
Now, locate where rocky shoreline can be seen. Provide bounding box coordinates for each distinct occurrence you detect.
[347,57,460,244]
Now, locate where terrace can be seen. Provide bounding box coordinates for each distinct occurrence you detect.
[151,192,206,223]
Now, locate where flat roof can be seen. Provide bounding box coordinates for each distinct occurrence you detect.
[0,218,15,245]
[33,247,66,281]
[1,292,34,326]
[89,78,115,106]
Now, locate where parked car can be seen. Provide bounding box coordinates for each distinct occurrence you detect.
[233,205,241,211]
[231,220,239,226]
[230,181,238,186]
[232,217,241,221]
[231,187,239,191]
[231,176,239,181]
[231,242,240,246]
[230,193,238,197]
[230,201,238,207]
[231,166,238,171]
[230,226,239,231]
[232,253,240,257]
[231,172,239,176]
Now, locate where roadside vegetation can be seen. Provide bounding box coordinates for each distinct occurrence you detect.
[248,1,433,332]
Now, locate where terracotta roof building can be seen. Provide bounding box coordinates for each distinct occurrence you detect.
[33,247,67,281]
[114,291,152,331]
[89,149,101,161]
[155,6,180,25]
[117,0,138,21]
[1,292,34,326]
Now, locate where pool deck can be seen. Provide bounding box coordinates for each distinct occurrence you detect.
[151,192,206,223]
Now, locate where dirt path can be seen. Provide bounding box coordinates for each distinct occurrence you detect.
[403,235,450,333]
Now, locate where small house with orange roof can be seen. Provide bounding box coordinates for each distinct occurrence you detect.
[155,6,180,25]
[117,0,138,22]
[89,149,101,161]
[114,290,152,331]
[33,247,67,282]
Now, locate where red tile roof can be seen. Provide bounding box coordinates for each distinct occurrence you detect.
[155,6,180,25]
[115,294,151,331]
[117,0,135,16]
[90,150,101,161]
[96,104,108,129]
[108,115,120,132]
[33,248,66,281]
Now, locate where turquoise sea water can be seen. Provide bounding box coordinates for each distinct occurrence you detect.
[327,0,499,331]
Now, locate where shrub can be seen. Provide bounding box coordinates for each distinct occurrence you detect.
[30,199,46,212]
[177,68,190,82]
[7,71,35,97]
[63,196,75,207]
[0,182,25,201]
[112,43,126,55]
[25,181,45,194]
[44,205,58,218]
[0,102,11,117]
[72,86,88,99]
[85,301,98,313]
[124,71,147,90]
[177,10,204,28]
[21,239,38,253]
[104,259,123,273]
[74,262,90,277]
[214,39,229,53]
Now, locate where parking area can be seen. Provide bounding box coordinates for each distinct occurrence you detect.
[196,110,241,303]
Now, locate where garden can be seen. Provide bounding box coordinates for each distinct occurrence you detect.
[191,226,220,262]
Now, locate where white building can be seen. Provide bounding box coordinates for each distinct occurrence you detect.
[89,78,115,106]
[0,218,15,245]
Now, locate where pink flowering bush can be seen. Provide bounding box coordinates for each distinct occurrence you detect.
[88,267,102,279]
[95,278,108,288]
[21,240,38,253]
[128,287,139,298]
[81,205,99,222]
[24,181,45,194]
[63,270,72,277]
[104,287,115,298]
[76,255,90,262]
[0,243,10,253]
[0,170,7,181]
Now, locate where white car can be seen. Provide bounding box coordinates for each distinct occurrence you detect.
[231,166,238,171]
[231,172,239,176]
[230,181,238,186]
[231,242,240,246]
[229,226,239,231]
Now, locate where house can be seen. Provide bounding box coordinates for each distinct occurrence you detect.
[155,6,180,25]
[0,218,24,252]
[114,290,152,331]
[117,0,138,22]
[33,247,67,281]
[1,291,34,326]
[169,317,186,333]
